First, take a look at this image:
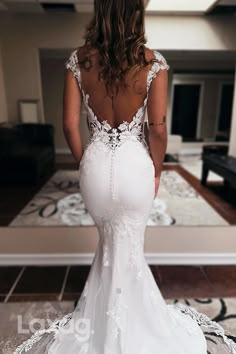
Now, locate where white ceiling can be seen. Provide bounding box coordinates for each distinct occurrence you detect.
[146,0,219,13]
[74,0,94,14]
[0,0,236,14]
[0,0,94,13]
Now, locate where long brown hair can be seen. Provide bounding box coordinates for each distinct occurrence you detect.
[80,0,159,98]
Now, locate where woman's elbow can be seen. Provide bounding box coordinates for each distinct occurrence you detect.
[63,118,78,134]
[149,126,167,141]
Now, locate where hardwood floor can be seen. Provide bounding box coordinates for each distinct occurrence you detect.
[0,265,236,302]
[169,164,236,224]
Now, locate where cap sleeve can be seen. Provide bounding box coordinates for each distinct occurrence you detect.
[153,50,169,71]
[65,48,81,84]
[147,50,169,92]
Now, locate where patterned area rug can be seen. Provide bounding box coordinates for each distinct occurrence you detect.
[9,170,228,227]
[1,297,235,353]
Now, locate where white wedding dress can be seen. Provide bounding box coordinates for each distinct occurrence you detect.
[13,48,236,354]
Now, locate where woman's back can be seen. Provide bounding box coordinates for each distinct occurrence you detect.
[63,45,170,216]
[65,45,169,131]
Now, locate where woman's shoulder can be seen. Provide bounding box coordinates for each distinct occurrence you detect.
[145,47,169,72]
[144,46,166,61]
[66,45,98,67]
[76,45,99,58]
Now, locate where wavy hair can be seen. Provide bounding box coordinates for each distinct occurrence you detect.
[80,0,159,98]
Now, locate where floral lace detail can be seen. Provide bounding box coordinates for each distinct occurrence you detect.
[147,50,170,91]
[13,263,89,353]
[169,303,236,354]
[83,92,147,151]
[106,288,129,340]
[13,313,73,353]
[65,49,81,84]
[98,214,132,340]
[65,49,169,152]
[97,211,145,280]
[102,243,110,267]
[127,222,144,280]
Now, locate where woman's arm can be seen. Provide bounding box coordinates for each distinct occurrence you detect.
[146,68,168,194]
[63,69,84,167]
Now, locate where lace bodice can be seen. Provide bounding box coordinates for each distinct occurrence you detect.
[65,48,169,151]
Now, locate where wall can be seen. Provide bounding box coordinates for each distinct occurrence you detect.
[229,64,236,156]
[0,12,236,147]
[0,45,8,123]
[1,226,236,265]
[41,56,90,151]
[145,15,236,50]
[41,57,67,150]
[0,13,91,123]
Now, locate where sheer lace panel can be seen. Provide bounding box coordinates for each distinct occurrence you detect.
[65,46,169,131]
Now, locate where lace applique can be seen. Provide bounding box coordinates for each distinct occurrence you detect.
[169,303,236,353]
[13,313,73,353]
[147,50,170,91]
[65,48,169,153]
[99,215,127,268]
[13,267,89,352]
[106,288,129,339]
[136,269,143,280]
[65,49,81,84]
[125,217,145,280]
[168,304,202,336]
[103,243,109,267]
[97,212,145,280]
[83,92,147,151]
[128,232,144,281]
[65,50,147,151]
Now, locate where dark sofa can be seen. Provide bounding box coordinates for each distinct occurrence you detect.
[0,123,55,184]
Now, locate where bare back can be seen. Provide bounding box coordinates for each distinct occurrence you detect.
[65,46,169,131]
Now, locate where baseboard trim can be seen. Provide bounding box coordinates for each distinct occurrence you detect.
[0,253,236,266]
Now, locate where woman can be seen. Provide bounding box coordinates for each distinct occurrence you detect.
[13,0,236,353]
